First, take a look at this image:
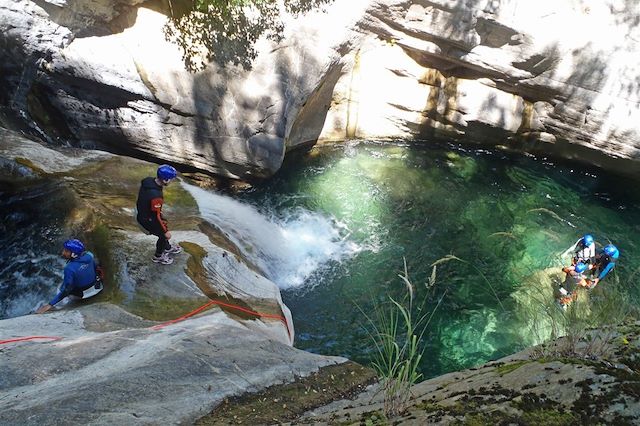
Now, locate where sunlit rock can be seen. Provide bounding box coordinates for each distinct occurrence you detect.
[0,128,357,423]
[0,303,340,425]
[2,0,640,177]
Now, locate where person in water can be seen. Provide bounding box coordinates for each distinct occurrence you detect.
[36,239,102,314]
[587,244,619,288]
[572,233,596,265]
[558,262,590,309]
[136,164,182,265]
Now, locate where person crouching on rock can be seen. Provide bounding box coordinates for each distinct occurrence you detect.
[136,164,182,265]
[587,244,619,289]
[558,262,590,309]
[36,239,102,314]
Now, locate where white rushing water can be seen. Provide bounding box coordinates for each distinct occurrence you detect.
[182,183,359,289]
[0,254,63,318]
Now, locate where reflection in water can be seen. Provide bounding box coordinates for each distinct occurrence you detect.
[235,142,640,378]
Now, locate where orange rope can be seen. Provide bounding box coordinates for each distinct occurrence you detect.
[150,300,217,330]
[150,299,292,341]
[2,301,291,346]
[0,336,62,345]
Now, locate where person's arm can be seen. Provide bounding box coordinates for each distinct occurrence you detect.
[150,197,169,237]
[37,267,73,314]
[566,238,581,262]
[598,262,615,281]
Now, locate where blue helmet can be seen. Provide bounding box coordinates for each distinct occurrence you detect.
[603,244,619,259]
[63,239,85,255]
[574,262,588,274]
[157,165,177,181]
[582,234,594,246]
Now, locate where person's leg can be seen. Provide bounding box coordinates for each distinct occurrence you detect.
[141,220,173,264]
[164,240,182,255]
[155,234,170,257]
[142,221,168,255]
[69,288,84,298]
[152,231,173,264]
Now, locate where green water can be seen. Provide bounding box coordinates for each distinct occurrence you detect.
[238,142,640,378]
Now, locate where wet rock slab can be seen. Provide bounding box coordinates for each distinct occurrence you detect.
[0,303,346,425]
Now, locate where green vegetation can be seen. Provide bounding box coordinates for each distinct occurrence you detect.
[85,223,117,302]
[126,294,208,321]
[164,0,334,71]
[523,270,637,359]
[360,259,445,417]
[494,360,528,376]
[195,361,376,425]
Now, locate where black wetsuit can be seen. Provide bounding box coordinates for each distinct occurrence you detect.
[136,177,170,256]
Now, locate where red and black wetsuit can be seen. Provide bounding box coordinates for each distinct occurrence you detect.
[136,177,170,256]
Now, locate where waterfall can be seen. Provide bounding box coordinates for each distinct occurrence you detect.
[182,183,359,289]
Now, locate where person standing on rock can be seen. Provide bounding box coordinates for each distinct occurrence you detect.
[36,239,103,314]
[136,165,182,265]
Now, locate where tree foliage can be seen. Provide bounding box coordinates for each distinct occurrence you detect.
[164,0,334,72]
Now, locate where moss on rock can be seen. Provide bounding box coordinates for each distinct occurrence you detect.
[195,361,376,425]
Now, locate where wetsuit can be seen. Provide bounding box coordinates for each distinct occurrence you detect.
[594,253,616,281]
[50,252,99,306]
[136,177,170,256]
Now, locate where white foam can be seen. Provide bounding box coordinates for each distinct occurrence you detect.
[182,183,360,289]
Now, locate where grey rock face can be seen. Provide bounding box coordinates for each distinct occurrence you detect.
[2,0,640,178]
[321,0,640,175]
[0,304,344,425]
[0,128,345,424]
[297,321,640,425]
[0,0,363,178]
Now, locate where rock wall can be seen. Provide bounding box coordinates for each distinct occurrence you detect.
[2,0,640,178]
[0,0,369,178]
[0,304,342,425]
[320,0,640,176]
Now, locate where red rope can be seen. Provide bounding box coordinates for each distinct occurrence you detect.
[150,300,217,330]
[151,299,292,341]
[3,301,291,346]
[0,336,62,345]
